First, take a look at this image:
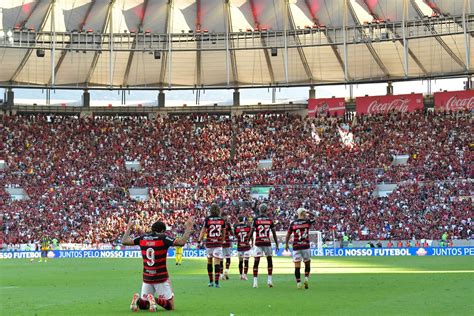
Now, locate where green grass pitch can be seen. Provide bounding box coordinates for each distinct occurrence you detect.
[1,256,473,315]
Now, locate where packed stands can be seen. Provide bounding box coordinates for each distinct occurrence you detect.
[1,110,472,245]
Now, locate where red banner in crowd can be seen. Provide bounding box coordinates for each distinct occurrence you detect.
[308,98,346,117]
[434,90,474,111]
[356,93,424,114]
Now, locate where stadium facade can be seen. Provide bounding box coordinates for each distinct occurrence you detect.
[0,0,472,92]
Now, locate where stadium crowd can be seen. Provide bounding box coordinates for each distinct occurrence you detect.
[0,110,472,246]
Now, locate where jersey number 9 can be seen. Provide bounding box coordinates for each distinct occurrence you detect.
[146,248,155,266]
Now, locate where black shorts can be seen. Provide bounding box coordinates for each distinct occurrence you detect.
[41,250,48,257]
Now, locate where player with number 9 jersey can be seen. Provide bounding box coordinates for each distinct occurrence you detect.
[122,217,194,312]
[133,233,175,284]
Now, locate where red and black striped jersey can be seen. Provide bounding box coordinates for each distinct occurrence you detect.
[222,221,233,248]
[134,232,175,284]
[252,215,275,247]
[234,223,251,252]
[204,216,225,248]
[287,219,314,250]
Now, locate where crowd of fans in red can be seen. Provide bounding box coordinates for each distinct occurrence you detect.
[0,110,472,246]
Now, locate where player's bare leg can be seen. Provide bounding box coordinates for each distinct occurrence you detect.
[214,258,222,288]
[243,258,249,280]
[253,257,260,288]
[294,261,302,289]
[238,257,244,279]
[304,260,311,289]
[220,260,225,280]
[156,296,174,310]
[266,256,273,287]
[130,293,140,312]
[225,258,231,279]
[207,257,214,287]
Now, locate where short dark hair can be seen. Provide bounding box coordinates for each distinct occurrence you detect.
[210,203,220,216]
[238,216,245,222]
[151,221,166,233]
[259,203,268,213]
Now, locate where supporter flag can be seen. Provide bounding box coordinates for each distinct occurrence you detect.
[433,90,474,111]
[337,125,355,149]
[356,93,423,114]
[310,123,322,144]
[308,98,346,117]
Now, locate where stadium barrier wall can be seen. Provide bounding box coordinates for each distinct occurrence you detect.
[1,247,473,259]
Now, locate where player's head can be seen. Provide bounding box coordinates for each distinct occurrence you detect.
[238,215,245,223]
[296,207,307,218]
[259,203,268,215]
[151,221,166,233]
[210,203,220,216]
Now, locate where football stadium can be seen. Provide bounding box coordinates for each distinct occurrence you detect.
[0,0,473,315]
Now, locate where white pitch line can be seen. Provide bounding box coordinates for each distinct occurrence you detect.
[314,270,474,274]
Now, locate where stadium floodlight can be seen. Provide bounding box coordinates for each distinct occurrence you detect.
[7,29,13,37]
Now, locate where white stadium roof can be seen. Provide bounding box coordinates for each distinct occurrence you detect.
[0,0,472,90]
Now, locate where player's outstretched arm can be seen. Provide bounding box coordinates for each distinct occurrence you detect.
[198,223,206,246]
[122,218,135,246]
[174,217,195,247]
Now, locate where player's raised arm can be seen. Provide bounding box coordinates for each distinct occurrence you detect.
[122,218,135,246]
[174,217,195,247]
[198,223,206,246]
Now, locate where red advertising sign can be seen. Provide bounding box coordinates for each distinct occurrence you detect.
[356,93,424,114]
[434,90,474,111]
[308,98,346,117]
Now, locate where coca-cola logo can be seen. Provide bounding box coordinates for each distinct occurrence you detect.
[316,103,329,113]
[367,98,413,113]
[445,96,474,111]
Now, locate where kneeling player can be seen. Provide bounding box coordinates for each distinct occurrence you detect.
[234,216,251,280]
[285,208,315,289]
[198,204,226,288]
[122,216,194,311]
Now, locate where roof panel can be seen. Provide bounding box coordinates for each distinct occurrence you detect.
[0,48,28,81]
[143,0,169,33]
[346,43,385,79]
[171,0,196,33]
[286,47,311,83]
[301,44,345,81]
[169,51,197,86]
[408,37,465,74]
[118,0,144,33]
[200,0,226,33]
[1,1,36,30]
[424,0,467,16]
[58,0,94,32]
[201,50,228,85]
[126,51,163,86]
[234,49,271,84]
[54,51,95,84]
